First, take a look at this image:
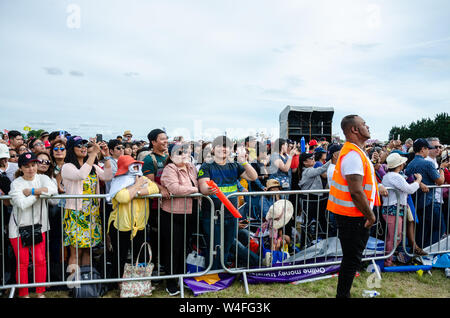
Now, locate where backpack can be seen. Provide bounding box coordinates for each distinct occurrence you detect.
[70,265,107,298]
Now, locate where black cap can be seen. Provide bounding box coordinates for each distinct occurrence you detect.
[40,131,49,138]
[413,138,435,153]
[66,136,88,149]
[299,152,314,162]
[18,152,39,167]
[326,143,343,161]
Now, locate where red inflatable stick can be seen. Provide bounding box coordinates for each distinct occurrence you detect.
[206,180,242,218]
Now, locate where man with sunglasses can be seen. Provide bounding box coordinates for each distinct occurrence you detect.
[29,138,47,155]
[103,139,125,198]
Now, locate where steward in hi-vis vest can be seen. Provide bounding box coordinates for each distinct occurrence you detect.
[327,141,381,217]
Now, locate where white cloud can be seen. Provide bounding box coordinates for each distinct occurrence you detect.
[0,0,449,142]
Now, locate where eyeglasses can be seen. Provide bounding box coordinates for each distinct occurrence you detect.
[38,159,51,165]
[75,144,88,148]
[53,147,66,152]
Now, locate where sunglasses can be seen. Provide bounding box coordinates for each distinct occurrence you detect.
[75,143,88,148]
[53,147,66,152]
[9,154,18,158]
[115,146,124,150]
[175,150,189,155]
[38,159,51,165]
[33,142,45,147]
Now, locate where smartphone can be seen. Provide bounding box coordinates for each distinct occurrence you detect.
[96,134,103,142]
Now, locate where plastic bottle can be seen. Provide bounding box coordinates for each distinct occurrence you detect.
[362,290,380,298]
[300,137,306,153]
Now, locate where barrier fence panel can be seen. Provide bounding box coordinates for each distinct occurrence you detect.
[0,193,216,298]
[1,184,448,297]
[221,185,450,295]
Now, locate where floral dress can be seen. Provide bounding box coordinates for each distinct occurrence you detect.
[63,173,102,248]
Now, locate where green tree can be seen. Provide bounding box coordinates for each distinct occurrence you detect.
[389,113,449,144]
[27,129,44,140]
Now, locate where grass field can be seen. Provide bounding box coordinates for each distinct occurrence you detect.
[13,266,449,299]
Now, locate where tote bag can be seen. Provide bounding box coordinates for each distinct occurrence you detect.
[120,242,155,298]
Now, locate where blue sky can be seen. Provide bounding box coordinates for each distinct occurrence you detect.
[1,0,449,142]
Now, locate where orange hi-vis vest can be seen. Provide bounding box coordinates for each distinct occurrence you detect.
[326,142,381,217]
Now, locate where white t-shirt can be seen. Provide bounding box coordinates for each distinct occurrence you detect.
[340,145,377,209]
[327,163,335,188]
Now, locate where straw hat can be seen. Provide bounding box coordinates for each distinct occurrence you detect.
[266,199,294,229]
[386,152,408,169]
[266,179,281,190]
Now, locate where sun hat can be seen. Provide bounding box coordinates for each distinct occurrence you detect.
[115,155,144,177]
[386,152,408,169]
[0,144,10,159]
[266,179,281,191]
[266,199,294,229]
[123,130,132,137]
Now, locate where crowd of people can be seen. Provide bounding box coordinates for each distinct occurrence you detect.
[0,126,449,298]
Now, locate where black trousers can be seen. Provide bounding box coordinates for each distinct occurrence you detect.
[109,226,147,280]
[334,214,370,298]
[160,210,194,289]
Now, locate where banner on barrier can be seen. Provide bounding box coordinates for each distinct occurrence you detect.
[245,258,341,284]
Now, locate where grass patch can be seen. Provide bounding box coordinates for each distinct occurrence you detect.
[14,267,447,299]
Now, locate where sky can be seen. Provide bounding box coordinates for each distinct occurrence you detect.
[1,0,449,142]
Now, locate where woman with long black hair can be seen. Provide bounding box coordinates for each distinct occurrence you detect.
[61,136,112,269]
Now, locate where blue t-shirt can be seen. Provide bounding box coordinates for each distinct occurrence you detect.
[405,155,440,207]
[198,161,245,216]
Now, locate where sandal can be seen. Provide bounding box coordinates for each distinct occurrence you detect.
[414,247,428,256]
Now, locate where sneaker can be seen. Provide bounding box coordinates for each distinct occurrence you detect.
[166,287,180,296]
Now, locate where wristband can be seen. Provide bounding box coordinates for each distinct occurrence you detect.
[31,188,35,195]
[241,161,248,166]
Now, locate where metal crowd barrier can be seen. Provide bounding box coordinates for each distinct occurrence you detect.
[1,184,449,298]
[0,193,215,298]
[221,185,450,295]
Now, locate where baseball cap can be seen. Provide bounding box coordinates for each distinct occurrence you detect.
[66,136,88,149]
[299,152,314,162]
[413,138,435,153]
[18,152,39,167]
[326,143,343,161]
[309,139,318,146]
[314,146,327,154]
